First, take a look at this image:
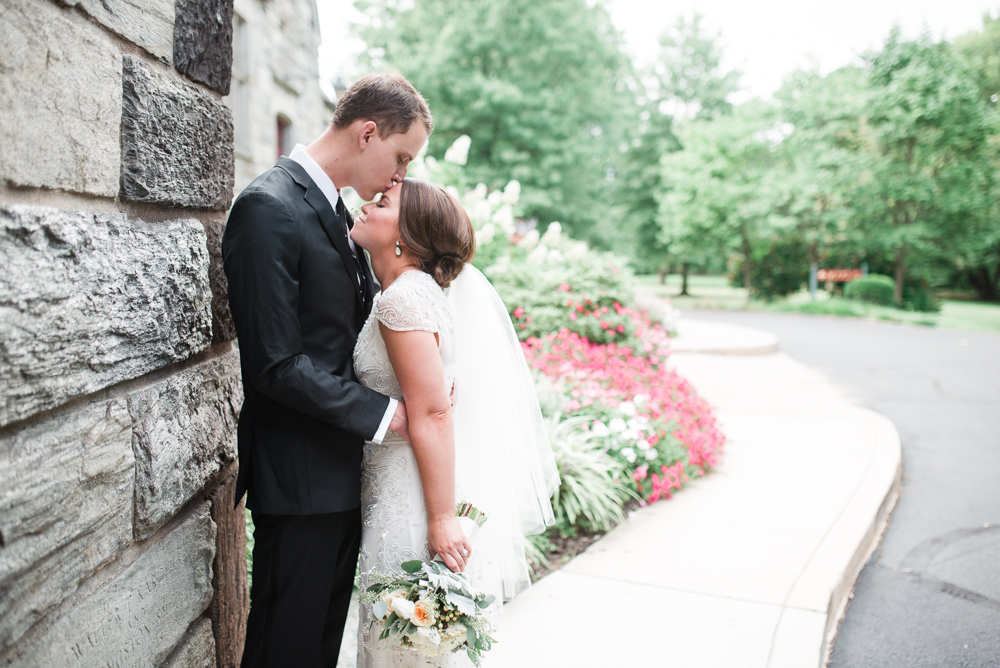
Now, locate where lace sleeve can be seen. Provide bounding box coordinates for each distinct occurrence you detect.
[376,272,441,333]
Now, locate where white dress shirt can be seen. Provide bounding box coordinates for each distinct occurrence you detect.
[288,144,397,444]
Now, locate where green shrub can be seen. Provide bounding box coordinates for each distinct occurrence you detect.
[845,274,895,305]
[729,234,811,301]
[903,283,941,313]
[545,414,638,536]
[486,224,644,347]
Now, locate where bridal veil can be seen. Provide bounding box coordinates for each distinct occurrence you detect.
[448,264,560,601]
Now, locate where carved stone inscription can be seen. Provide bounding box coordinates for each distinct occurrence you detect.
[4,504,217,668]
[0,206,212,428]
[0,399,134,652]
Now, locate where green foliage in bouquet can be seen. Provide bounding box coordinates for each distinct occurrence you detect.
[362,559,497,666]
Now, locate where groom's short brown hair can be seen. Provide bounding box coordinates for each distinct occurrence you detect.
[332,72,433,139]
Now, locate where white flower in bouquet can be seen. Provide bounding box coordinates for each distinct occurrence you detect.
[644,447,658,461]
[409,627,443,656]
[591,420,610,437]
[540,221,562,245]
[444,135,471,165]
[620,446,637,463]
[439,623,469,653]
[608,417,627,434]
[619,400,636,416]
[546,248,564,264]
[378,589,408,619]
[634,393,649,407]
[636,437,650,451]
[389,597,416,621]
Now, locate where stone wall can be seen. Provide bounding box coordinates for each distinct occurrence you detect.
[0,0,247,666]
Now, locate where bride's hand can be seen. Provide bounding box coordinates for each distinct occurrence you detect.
[428,515,471,573]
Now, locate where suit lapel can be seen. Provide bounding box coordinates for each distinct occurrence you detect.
[276,158,364,306]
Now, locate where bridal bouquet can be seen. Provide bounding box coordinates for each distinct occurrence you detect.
[361,505,496,665]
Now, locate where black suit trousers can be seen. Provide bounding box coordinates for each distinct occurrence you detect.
[241,509,362,668]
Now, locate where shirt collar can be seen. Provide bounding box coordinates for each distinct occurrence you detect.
[288,144,340,210]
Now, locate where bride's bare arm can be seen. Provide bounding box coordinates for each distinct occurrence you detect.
[380,323,471,572]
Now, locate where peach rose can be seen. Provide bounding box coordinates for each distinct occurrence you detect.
[411,598,437,628]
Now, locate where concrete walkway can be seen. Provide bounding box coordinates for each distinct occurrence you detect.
[492,319,902,668]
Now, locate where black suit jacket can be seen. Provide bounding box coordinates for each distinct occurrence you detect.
[222,157,389,515]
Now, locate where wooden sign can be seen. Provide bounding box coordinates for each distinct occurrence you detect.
[817,268,864,282]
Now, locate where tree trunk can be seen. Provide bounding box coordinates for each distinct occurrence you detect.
[894,243,906,306]
[658,267,669,284]
[679,262,690,296]
[742,235,752,298]
[966,267,1000,302]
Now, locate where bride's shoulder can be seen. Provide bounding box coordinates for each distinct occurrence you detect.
[381,270,441,300]
[376,270,448,331]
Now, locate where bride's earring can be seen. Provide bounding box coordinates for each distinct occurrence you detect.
[395,241,402,257]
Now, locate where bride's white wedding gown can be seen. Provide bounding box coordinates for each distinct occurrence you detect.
[353,269,494,668]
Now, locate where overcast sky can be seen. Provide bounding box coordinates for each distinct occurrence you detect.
[317,0,998,100]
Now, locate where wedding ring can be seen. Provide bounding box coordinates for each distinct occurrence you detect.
[460,548,469,557]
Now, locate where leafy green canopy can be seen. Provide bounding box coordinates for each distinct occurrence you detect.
[354,0,635,245]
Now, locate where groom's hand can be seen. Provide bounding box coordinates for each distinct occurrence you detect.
[389,401,410,442]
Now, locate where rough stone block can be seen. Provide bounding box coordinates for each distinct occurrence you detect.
[161,617,217,668]
[206,219,236,344]
[0,205,213,428]
[174,0,234,95]
[208,470,248,668]
[128,352,242,540]
[62,0,175,63]
[3,504,217,667]
[0,399,134,652]
[121,56,235,210]
[0,0,122,197]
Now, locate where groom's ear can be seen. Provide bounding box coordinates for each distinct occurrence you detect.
[358,121,378,149]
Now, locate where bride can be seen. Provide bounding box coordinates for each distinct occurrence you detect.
[349,178,559,667]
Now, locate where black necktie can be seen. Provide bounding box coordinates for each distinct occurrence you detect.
[337,199,368,303]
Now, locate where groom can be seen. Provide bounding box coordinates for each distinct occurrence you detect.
[223,72,433,667]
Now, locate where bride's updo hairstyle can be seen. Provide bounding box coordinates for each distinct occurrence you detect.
[398,178,476,288]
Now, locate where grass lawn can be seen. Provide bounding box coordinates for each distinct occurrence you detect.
[633,274,1000,334]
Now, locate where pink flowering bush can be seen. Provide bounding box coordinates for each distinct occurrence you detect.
[522,323,724,503]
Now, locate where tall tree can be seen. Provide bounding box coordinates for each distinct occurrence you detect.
[354,0,634,245]
[621,13,740,285]
[857,31,996,303]
[772,66,870,267]
[656,101,788,295]
[953,12,1000,300]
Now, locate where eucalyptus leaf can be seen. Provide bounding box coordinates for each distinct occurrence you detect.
[467,625,478,649]
[401,560,423,574]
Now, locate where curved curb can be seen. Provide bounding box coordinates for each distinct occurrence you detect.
[768,407,903,668]
[671,318,780,356]
[818,409,902,666]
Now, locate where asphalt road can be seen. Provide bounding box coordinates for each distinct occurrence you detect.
[683,310,1000,668]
